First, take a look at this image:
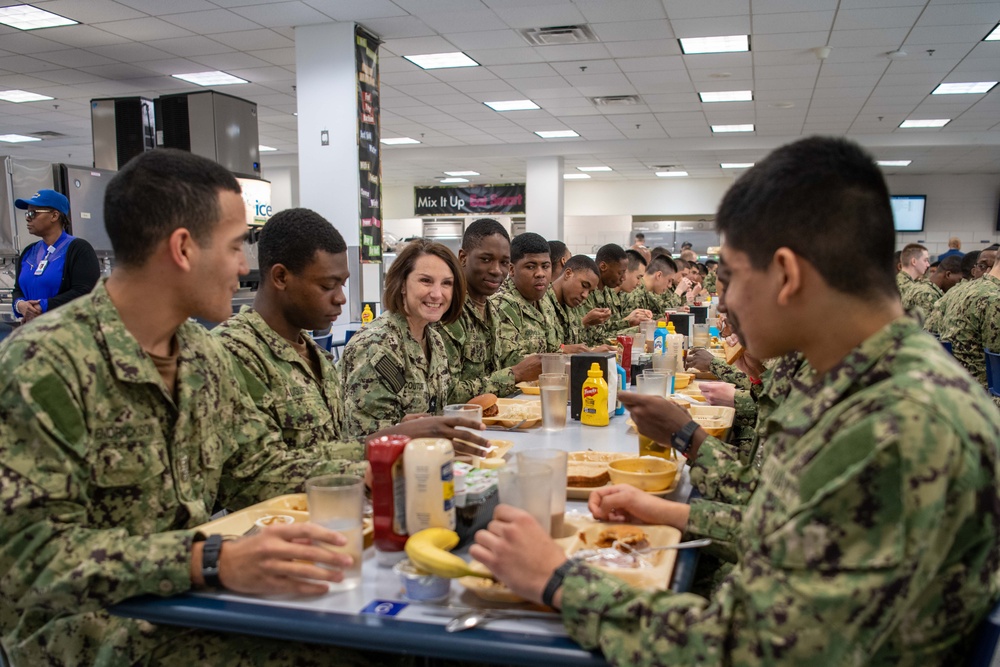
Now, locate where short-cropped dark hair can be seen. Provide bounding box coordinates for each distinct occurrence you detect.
[512,232,550,263]
[259,208,346,275]
[650,246,670,259]
[105,148,241,268]
[937,255,962,275]
[960,251,981,279]
[716,136,895,299]
[383,239,465,326]
[646,255,677,275]
[563,254,599,277]
[595,243,627,265]
[625,249,647,272]
[705,259,718,269]
[463,218,509,251]
[548,240,568,267]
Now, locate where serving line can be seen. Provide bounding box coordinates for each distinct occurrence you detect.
[111,406,697,666]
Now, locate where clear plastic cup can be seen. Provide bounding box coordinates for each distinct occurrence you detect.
[539,373,568,430]
[497,461,552,535]
[306,474,365,591]
[517,449,568,538]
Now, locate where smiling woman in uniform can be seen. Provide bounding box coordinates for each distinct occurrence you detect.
[11,189,99,323]
[340,238,466,440]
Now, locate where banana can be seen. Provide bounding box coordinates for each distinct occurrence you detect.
[405,528,491,579]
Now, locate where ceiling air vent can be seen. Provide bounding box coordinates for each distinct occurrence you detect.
[591,95,641,107]
[30,130,66,138]
[652,164,678,170]
[520,25,599,46]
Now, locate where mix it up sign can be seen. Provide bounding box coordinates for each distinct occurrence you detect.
[414,184,526,215]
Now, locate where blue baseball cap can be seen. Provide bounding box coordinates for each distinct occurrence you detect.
[15,189,69,216]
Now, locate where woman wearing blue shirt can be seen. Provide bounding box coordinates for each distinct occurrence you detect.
[12,190,99,323]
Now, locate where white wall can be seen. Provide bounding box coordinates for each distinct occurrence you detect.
[261,165,299,213]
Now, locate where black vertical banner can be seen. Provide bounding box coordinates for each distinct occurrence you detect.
[356,26,382,263]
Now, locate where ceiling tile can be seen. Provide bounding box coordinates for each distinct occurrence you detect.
[828,28,909,48]
[753,11,835,34]
[443,29,526,51]
[209,29,295,51]
[752,31,830,51]
[592,20,674,42]
[753,0,838,12]
[606,39,682,58]
[78,63,161,80]
[115,0,217,14]
[575,0,666,23]
[467,47,548,66]
[417,10,509,34]
[160,9,262,34]
[29,24,131,49]
[834,7,924,30]
[305,0,410,21]
[87,42,175,62]
[35,49,118,68]
[0,55,63,74]
[229,2,333,28]
[492,3,587,30]
[381,36,459,56]
[663,0,749,19]
[96,17,196,41]
[146,36,236,57]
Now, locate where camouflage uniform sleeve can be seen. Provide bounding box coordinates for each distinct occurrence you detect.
[708,357,751,389]
[730,388,759,458]
[703,273,717,295]
[946,290,989,389]
[0,343,197,615]
[494,297,527,368]
[340,338,409,441]
[660,290,685,311]
[687,435,759,506]
[685,498,743,554]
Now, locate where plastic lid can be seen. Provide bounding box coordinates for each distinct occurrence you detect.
[588,362,603,377]
[667,322,676,333]
[657,321,667,327]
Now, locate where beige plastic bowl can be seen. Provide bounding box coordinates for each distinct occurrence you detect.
[607,457,678,492]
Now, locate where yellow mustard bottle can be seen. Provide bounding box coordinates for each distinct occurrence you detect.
[581,362,609,427]
[361,304,374,326]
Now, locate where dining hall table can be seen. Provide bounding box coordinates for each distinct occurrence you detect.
[111,395,699,667]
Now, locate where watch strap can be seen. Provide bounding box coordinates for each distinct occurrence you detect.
[541,560,574,608]
[201,534,224,589]
[671,420,700,456]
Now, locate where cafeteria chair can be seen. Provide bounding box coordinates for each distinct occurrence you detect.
[968,598,1000,666]
[940,339,953,356]
[985,348,1000,399]
[310,327,334,353]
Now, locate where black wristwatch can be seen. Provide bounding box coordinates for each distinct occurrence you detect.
[542,560,574,608]
[671,420,701,456]
[201,534,224,589]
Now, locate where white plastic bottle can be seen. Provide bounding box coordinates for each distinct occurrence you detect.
[404,438,456,532]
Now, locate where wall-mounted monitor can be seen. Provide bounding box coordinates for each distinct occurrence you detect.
[890,195,926,232]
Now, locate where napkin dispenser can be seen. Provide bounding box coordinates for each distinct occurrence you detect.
[570,352,616,421]
[668,313,694,342]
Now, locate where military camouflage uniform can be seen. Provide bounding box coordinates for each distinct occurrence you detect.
[708,357,751,390]
[624,281,683,317]
[938,273,1000,407]
[703,272,717,295]
[580,286,630,345]
[544,286,588,346]
[340,311,450,440]
[896,270,916,298]
[925,277,975,335]
[214,306,361,460]
[438,296,516,403]
[493,286,561,367]
[901,280,943,322]
[0,281,369,666]
[561,317,1000,665]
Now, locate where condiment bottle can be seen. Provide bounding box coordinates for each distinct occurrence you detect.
[361,304,374,326]
[404,438,456,533]
[581,363,609,427]
[367,434,410,565]
[653,320,668,355]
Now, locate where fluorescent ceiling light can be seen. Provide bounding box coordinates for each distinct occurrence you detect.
[484,99,539,111]
[679,35,749,55]
[380,137,421,145]
[564,173,590,179]
[699,90,752,103]
[877,160,911,167]
[0,89,54,103]
[899,119,949,128]
[932,81,997,95]
[656,171,688,177]
[578,166,612,172]
[173,71,248,86]
[444,170,479,176]
[440,177,469,184]
[0,134,42,143]
[0,5,77,30]
[711,124,754,133]
[721,162,754,168]
[985,24,1000,41]
[258,145,277,152]
[404,52,479,70]
[535,130,579,139]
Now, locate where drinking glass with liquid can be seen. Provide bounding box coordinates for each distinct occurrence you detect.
[539,373,568,430]
[306,474,365,591]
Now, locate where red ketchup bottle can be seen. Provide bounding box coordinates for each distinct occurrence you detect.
[367,434,410,566]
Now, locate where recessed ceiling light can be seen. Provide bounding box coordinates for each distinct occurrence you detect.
[444,171,479,176]
[258,145,277,152]
[0,134,42,143]
[711,124,754,133]
[656,171,688,178]
[679,35,749,55]
[564,173,590,180]
[535,130,580,139]
[899,119,950,128]
[484,99,539,111]
[440,177,469,184]
[173,71,248,86]
[721,162,754,169]
[877,160,912,167]
[381,137,421,145]
[984,23,1000,41]
[932,81,997,95]
[0,5,77,30]
[699,90,752,103]
[0,89,54,103]
[404,52,479,70]
[578,166,612,172]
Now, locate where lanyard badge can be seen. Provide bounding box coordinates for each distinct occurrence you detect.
[33,246,56,276]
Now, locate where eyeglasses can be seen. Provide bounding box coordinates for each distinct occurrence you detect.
[24,208,55,221]
[975,261,995,271]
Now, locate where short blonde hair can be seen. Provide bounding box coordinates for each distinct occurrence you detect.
[948,237,961,249]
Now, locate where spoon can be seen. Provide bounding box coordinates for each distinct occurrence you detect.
[445,609,559,633]
[631,537,712,553]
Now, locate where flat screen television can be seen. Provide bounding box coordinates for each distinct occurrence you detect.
[890,195,926,232]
